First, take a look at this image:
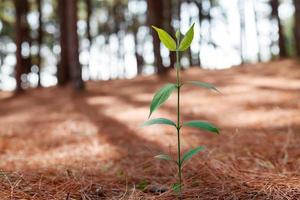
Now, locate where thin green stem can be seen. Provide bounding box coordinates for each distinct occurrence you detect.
[176,50,180,85]
[177,124,182,199]
[176,36,182,199]
[177,87,182,199]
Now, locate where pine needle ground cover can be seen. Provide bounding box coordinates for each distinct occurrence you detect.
[0,60,300,199]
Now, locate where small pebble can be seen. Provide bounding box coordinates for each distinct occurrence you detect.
[148,185,168,194]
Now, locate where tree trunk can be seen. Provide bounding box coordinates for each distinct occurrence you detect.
[86,0,92,44]
[66,0,84,89]
[57,0,69,85]
[58,0,84,89]
[134,30,144,74]
[14,0,29,92]
[23,0,32,75]
[37,0,43,86]
[14,0,23,92]
[294,0,300,57]
[195,0,203,67]
[147,0,166,75]
[271,0,287,58]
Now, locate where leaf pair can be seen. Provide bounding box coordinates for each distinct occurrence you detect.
[152,23,195,52]
[143,118,219,134]
[154,146,205,166]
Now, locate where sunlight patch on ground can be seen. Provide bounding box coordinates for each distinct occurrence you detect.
[86,96,119,106]
[0,139,118,170]
[53,119,98,136]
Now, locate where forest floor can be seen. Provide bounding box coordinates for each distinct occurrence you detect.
[0,60,300,199]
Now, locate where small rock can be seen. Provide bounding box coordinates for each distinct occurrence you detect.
[148,185,168,194]
[95,186,105,197]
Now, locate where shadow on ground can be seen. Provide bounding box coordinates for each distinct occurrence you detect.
[0,60,300,199]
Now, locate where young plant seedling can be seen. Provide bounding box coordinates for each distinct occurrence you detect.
[143,23,220,199]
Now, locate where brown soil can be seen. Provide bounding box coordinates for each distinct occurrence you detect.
[1,60,300,199]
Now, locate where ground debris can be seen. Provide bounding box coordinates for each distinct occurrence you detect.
[1,60,300,199]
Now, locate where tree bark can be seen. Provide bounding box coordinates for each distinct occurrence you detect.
[23,0,32,75]
[57,0,69,85]
[14,0,29,92]
[58,0,84,89]
[86,0,92,43]
[134,30,144,74]
[147,0,167,75]
[14,0,23,92]
[271,0,287,58]
[37,0,43,86]
[294,0,300,56]
[194,0,202,67]
[66,0,84,89]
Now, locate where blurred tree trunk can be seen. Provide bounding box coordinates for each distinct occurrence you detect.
[294,0,300,57]
[112,0,126,78]
[23,0,32,75]
[58,0,84,90]
[86,0,92,44]
[14,0,24,92]
[37,0,42,86]
[85,0,92,80]
[14,0,30,92]
[134,29,144,74]
[271,0,287,58]
[147,0,166,75]
[294,0,300,56]
[57,0,69,85]
[194,0,203,67]
[66,0,84,89]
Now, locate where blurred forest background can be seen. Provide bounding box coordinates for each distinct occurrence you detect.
[2,1,300,199]
[0,0,299,92]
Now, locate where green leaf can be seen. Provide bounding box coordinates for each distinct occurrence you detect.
[172,182,181,193]
[183,121,219,134]
[181,146,205,164]
[142,118,176,127]
[184,81,220,93]
[149,83,177,118]
[178,23,195,51]
[152,26,177,51]
[154,154,173,161]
